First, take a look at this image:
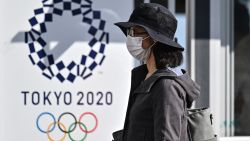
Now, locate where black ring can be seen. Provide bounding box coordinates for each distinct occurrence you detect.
[58,112,77,133]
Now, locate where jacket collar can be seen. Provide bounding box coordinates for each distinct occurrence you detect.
[132,65,177,94]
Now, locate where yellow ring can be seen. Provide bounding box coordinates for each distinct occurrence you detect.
[47,122,67,141]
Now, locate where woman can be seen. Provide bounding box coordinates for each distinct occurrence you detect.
[113,3,200,141]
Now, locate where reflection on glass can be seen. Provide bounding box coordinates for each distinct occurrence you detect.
[234,0,250,136]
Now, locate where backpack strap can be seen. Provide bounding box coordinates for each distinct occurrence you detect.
[155,73,193,140]
[155,73,189,115]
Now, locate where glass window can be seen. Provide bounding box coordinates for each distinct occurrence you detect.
[234,0,250,136]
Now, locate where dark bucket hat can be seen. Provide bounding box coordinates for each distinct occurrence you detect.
[114,3,184,51]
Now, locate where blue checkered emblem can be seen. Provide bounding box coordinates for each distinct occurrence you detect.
[25,0,109,83]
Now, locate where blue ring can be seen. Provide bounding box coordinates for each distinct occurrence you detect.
[36,112,56,133]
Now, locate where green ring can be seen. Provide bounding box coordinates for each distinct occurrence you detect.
[68,122,88,141]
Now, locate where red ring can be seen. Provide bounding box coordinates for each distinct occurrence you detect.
[79,112,98,133]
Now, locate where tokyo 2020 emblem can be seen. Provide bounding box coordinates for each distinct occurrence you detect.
[25,0,109,83]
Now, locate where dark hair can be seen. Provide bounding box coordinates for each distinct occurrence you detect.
[152,42,183,69]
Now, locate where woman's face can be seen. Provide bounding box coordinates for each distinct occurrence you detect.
[130,26,155,49]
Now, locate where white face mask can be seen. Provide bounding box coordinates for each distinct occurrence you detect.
[126,35,156,63]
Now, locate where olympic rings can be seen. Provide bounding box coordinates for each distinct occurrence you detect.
[36,112,98,141]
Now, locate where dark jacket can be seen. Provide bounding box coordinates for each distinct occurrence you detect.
[122,64,200,141]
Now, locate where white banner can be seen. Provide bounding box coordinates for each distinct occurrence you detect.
[0,0,134,140]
